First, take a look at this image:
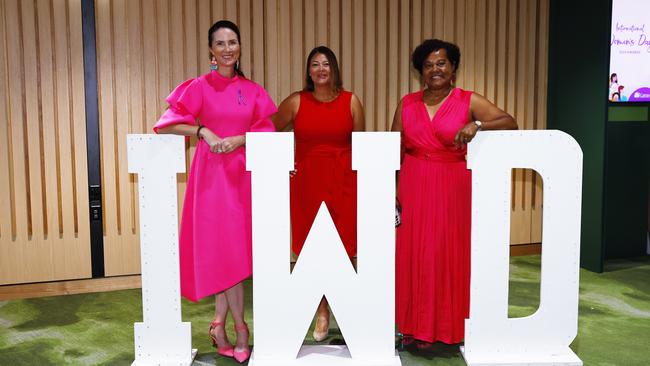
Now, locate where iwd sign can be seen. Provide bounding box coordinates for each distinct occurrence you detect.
[127,131,583,366]
[609,0,650,102]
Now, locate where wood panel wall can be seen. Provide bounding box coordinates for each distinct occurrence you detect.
[1,0,549,283]
[0,0,91,285]
[96,0,549,275]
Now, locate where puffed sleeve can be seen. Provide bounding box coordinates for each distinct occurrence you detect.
[153,78,203,133]
[249,85,278,132]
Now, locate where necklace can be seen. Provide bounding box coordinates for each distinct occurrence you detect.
[422,86,453,106]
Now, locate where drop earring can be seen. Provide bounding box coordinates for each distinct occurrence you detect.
[235,59,240,70]
[210,57,218,71]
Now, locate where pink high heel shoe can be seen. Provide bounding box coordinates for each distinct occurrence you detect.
[233,322,251,363]
[209,320,234,358]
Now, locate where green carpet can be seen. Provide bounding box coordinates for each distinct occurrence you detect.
[0,255,648,365]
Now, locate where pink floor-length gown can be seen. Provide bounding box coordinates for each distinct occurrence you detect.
[153,71,276,302]
[395,87,473,344]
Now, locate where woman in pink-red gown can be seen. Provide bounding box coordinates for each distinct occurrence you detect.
[393,39,517,346]
[154,21,276,362]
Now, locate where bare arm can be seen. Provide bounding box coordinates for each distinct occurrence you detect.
[390,98,404,133]
[157,120,244,154]
[454,93,518,146]
[469,93,518,130]
[391,98,404,206]
[351,94,365,131]
[272,92,300,131]
[391,98,405,164]
[156,123,201,137]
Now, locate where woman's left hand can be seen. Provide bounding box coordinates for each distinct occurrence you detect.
[219,135,245,154]
[454,122,479,148]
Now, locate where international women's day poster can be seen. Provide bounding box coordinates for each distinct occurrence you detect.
[609,0,650,102]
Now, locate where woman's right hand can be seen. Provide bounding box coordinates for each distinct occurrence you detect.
[199,127,224,153]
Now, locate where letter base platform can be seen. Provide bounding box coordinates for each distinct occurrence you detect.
[131,349,196,366]
[248,345,402,366]
[131,322,197,366]
[460,346,583,366]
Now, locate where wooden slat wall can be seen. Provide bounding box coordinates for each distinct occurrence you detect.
[94,0,548,276]
[0,0,91,285]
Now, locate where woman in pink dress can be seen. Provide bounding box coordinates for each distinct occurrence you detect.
[154,20,276,363]
[392,39,517,348]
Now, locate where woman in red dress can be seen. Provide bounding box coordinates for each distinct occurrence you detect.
[272,46,365,342]
[392,39,517,347]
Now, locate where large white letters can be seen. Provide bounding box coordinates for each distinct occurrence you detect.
[127,135,196,366]
[246,132,401,366]
[127,130,584,366]
[462,131,583,366]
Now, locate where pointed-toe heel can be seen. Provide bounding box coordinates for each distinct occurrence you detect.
[312,316,330,342]
[209,320,234,358]
[233,322,251,363]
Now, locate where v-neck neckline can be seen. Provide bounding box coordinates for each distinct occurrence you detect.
[421,88,455,122]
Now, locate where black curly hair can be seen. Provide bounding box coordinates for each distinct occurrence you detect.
[411,39,461,75]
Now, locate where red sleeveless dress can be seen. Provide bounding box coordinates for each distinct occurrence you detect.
[396,88,473,344]
[290,90,357,258]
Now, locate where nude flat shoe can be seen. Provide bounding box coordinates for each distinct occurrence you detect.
[312,316,330,342]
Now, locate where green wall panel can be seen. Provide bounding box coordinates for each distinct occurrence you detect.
[547,0,612,272]
[603,122,650,259]
[608,106,649,122]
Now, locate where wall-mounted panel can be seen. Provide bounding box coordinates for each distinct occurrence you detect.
[95,0,550,276]
[0,0,91,285]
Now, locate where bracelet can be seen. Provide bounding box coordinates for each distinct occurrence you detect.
[196,125,204,139]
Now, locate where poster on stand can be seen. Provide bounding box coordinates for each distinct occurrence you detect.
[609,0,650,102]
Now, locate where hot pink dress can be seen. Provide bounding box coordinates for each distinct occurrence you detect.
[153,71,277,301]
[395,88,472,344]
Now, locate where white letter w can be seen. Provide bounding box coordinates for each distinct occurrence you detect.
[246,132,401,366]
